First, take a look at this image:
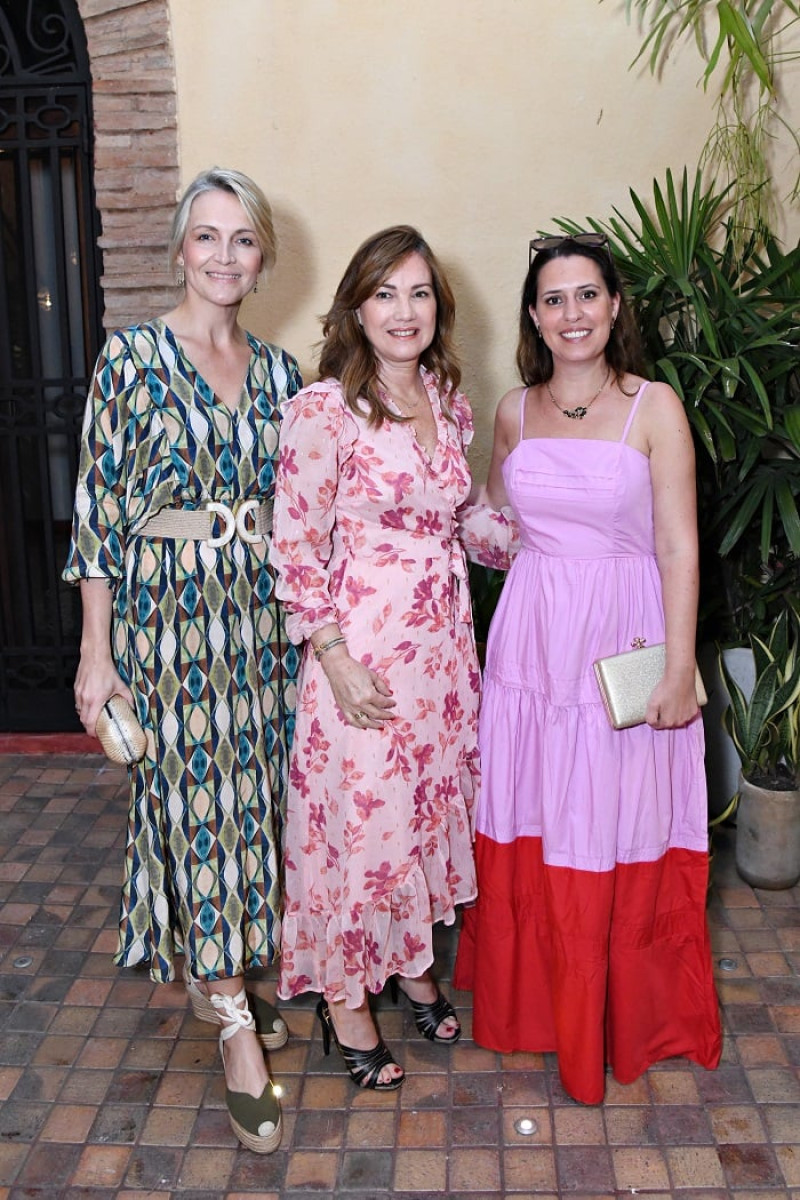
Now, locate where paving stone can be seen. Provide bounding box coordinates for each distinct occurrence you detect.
[0,753,795,1199]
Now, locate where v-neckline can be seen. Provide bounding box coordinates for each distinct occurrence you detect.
[156,319,255,416]
[385,374,441,464]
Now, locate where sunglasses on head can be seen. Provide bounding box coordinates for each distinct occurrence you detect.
[529,232,609,264]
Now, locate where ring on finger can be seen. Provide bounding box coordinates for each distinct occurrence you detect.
[355,710,367,722]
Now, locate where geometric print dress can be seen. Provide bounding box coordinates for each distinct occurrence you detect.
[63,319,302,983]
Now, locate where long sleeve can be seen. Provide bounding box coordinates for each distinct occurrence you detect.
[270,382,356,644]
[448,389,519,570]
[63,333,138,584]
[457,501,519,570]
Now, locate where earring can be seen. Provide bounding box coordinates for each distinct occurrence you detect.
[177,270,184,287]
[610,317,616,331]
[253,282,258,294]
[535,325,542,338]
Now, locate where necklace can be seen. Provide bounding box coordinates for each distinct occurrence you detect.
[381,377,426,414]
[390,386,425,412]
[546,366,610,420]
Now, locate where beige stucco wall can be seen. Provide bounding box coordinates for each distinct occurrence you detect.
[169,0,800,476]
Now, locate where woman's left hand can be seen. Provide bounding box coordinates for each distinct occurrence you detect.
[320,647,397,729]
[645,674,699,729]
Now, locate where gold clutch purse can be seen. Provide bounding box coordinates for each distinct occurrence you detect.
[593,642,707,730]
[95,695,147,765]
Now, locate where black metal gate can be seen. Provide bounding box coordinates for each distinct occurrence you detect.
[0,0,104,731]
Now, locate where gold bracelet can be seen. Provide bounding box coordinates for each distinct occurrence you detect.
[313,635,346,660]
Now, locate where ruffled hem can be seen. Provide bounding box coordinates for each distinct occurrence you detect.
[278,855,476,1007]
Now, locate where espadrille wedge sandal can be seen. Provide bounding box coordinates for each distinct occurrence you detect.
[183,965,288,1050]
[211,990,282,1154]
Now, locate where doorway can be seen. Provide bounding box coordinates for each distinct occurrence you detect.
[0,0,104,731]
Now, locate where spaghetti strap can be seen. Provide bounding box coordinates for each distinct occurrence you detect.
[518,388,529,444]
[620,381,649,444]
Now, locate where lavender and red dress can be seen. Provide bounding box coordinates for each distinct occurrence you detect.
[454,382,721,1103]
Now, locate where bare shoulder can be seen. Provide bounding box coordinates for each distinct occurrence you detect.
[638,377,685,412]
[628,372,686,424]
[495,385,527,427]
[484,384,527,463]
[632,377,691,443]
[488,385,525,455]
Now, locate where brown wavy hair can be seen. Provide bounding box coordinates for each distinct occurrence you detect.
[516,238,647,389]
[318,225,461,426]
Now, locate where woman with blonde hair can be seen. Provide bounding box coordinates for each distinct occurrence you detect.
[65,167,301,1151]
[271,225,480,1089]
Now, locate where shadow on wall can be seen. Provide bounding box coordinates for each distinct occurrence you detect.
[242,203,317,373]
[444,257,497,479]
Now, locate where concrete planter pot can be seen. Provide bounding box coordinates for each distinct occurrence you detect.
[735,772,800,890]
[699,644,755,819]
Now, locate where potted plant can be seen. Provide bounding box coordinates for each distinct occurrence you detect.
[556,168,800,644]
[718,604,800,887]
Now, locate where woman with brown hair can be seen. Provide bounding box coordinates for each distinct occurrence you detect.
[271,225,480,1089]
[453,233,721,1104]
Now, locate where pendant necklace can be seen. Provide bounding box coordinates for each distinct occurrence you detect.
[546,366,610,420]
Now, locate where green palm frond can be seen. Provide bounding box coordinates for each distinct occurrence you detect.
[615,0,800,233]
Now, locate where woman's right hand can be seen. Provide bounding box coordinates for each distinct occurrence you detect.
[320,647,397,730]
[74,648,133,738]
[75,578,133,736]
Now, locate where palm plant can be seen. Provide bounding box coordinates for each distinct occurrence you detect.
[555,167,800,641]
[618,0,800,235]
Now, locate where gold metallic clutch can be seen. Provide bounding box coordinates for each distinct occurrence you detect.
[593,642,707,730]
[95,695,147,765]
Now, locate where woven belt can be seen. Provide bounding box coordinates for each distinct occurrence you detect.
[137,499,273,547]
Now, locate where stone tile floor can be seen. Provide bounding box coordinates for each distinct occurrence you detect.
[0,751,798,1199]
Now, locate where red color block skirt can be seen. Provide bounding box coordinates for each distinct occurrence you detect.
[455,835,722,1104]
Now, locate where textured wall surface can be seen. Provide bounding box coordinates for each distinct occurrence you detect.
[76,0,180,330]
[169,1,800,471]
[78,0,800,472]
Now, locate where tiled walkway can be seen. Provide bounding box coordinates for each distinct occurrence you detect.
[0,752,798,1199]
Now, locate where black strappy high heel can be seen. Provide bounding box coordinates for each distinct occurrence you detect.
[316,998,404,1091]
[389,975,462,1044]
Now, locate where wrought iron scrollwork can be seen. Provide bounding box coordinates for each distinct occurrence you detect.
[0,0,79,81]
[0,0,103,730]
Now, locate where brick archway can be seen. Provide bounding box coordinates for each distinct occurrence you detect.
[76,0,180,331]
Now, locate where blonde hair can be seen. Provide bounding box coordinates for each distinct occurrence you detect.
[169,167,277,274]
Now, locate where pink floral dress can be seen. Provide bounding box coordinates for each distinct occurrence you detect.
[270,372,480,1007]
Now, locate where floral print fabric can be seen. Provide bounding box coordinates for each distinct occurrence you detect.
[271,374,480,1006]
